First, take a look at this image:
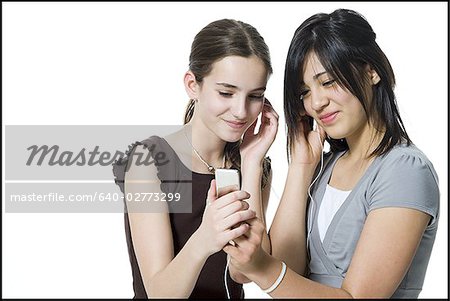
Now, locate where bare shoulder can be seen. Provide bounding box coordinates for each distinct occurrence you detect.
[163,129,192,170]
[125,144,160,181]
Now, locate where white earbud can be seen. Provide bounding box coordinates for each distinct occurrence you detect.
[306,120,324,251]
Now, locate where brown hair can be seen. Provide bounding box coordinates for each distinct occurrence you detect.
[184,19,272,188]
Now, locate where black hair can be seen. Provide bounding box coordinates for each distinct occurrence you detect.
[284,8,411,160]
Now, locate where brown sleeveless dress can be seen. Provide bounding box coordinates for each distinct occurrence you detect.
[113,135,244,299]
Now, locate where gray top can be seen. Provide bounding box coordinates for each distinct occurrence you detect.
[307,144,439,298]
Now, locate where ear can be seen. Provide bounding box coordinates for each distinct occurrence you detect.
[184,70,200,99]
[365,64,381,85]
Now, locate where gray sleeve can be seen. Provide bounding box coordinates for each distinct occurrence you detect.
[367,150,440,227]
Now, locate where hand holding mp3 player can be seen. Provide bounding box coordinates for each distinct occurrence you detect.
[214,169,252,214]
[214,168,253,238]
[214,168,241,197]
[198,168,255,255]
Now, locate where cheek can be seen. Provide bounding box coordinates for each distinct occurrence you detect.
[201,96,227,116]
[354,106,368,125]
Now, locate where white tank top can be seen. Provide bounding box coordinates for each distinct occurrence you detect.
[318,184,351,242]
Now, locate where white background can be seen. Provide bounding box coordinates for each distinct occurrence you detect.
[2,2,447,298]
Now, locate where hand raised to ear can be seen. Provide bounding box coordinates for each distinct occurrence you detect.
[240,98,279,166]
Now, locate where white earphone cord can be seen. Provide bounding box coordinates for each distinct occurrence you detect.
[307,131,324,250]
[225,255,231,298]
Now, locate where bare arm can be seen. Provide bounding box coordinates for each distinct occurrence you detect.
[229,165,272,283]
[268,119,326,275]
[125,145,209,298]
[268,163,315,275]
[230,99,279,283]
[241,162,271,252]
[236,207,431,298]
[127,213,209,298]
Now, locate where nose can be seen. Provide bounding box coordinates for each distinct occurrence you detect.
[230,96,247,120]
[310,87,330,112]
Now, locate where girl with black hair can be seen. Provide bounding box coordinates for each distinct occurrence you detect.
[224,9,439,299]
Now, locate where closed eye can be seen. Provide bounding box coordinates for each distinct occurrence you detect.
[249,94,264,101]
[299,90,310,100]
[219,91,233,97]
[322,79,336,87]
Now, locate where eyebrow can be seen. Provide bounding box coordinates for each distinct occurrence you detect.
[215,82,266,92]
[299,71,329,88]
[313,71,328,80]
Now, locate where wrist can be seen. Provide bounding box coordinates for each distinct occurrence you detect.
[241,157,264,169]
[241,160,264,176]
[288,162,317,176]
[246,252,280,286]
[252,255,287,294]
[229,261,252,284]
[262,261,287,294]
[189,229,212,260]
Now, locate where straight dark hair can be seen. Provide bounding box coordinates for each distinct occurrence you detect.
[184,19,273,187]
[284,9,411,161]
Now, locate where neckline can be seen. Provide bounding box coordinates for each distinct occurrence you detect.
[326,184,352,194]
[327,150,377,191]
[159,136,215,177]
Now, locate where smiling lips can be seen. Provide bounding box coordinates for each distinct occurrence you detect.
[224,119,247,129]
[319,111,338,125]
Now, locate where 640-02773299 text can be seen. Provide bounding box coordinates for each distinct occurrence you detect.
[9,192,182,203]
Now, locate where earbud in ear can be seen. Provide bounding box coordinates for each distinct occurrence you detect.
[372,74,380,85]
[370,70,381,85]
[365,64,381,85]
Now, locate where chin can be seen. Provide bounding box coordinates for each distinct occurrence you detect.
[220,130,244,143]
[328,135,345,140]
[224,133,243,143]
[325,130,346,140]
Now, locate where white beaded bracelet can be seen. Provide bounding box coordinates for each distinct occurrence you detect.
[262,261,287,294]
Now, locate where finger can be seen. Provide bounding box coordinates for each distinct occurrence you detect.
[246,217,267,232]
[232,233,251,245]
[223,244,240,259]
[264,109,279,127]
[317,124,327,144]
[206,179,217,205]
[243,119,258,139]
[241,200,249,211]
[240,217,265,240]
[263,101,279,120]
[223,222,251,242]
[245,216,260,226]
[232,234,261,259]
[298,116,312,136]
[258,110,278,137]
[215,190,251,209]
[216,183,240,198]
[229,227,262,260]
[217,200,249,220]
[220,209,256,231]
